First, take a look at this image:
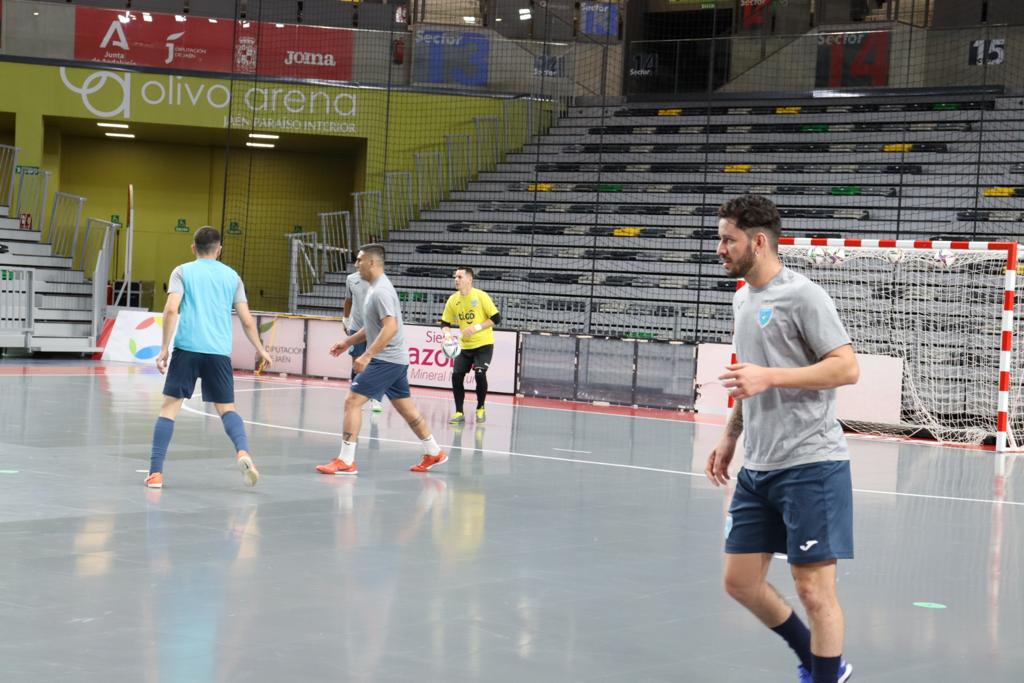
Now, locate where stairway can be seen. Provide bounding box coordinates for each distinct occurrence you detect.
[0,211,98,353]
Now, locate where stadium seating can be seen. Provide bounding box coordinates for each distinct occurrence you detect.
[298,94,1024,342]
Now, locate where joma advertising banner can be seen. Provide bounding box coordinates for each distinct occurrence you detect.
[74,7,353,81]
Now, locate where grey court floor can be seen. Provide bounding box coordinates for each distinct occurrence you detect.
[0,361,1022,683]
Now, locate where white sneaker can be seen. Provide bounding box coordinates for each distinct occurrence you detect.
[371,399,384,413]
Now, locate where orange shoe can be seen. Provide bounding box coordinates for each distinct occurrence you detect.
[316,458,358,475]
[237,451,259,487]
[144,472,163,489]
[410,450,447,472]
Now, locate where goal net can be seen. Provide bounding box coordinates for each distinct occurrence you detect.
[777,238,1020,451]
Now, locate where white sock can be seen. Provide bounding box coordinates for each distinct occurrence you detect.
[421,435,441,456]
[338,440,357,465]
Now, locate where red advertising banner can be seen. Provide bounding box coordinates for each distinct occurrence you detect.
[73,7,353,81]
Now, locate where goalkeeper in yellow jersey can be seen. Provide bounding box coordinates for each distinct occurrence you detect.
[441,267,502,424]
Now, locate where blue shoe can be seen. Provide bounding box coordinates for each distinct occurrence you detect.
[798,661,852,683]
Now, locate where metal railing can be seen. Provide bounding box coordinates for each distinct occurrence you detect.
[318,210,354,274]
[0,145,20,214]
[352,190,385,245]
[13,167,50,232]
[474,116,502,174]
[45,192,87,260]
[445,134,472,192]
[415,151,445,212]
[287,231,321,314]
[0,267,35,348]
[80,219,118,341]
[384,171,415,232]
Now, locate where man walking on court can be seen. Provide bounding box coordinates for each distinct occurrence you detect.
[706,195,859,683]
[146,226,272,489]
[441,266,501,424]
[343,264,383,413]
[316,244,447,475]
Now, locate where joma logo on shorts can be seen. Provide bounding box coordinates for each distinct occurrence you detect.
[284,51,337,66]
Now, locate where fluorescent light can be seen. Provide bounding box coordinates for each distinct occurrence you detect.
[209,18,218,23]
[246,142,275,149]
[275,23,285,28]
[519,9,532,20]
[462,16,476,24]
[97,122,130,129]
[33,11,39,16]
[248,133,280,140]
[105,133,136,139]
[518,8,531,14]
[175,14,186,22]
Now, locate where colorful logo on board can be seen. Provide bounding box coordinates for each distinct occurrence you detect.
[129,316,163,359]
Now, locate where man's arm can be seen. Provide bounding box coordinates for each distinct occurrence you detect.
[156,293,182,373]
[236,302,272,367]
[720,345,858,400]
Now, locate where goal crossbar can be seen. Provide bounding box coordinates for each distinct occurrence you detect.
[774,237,1019,451]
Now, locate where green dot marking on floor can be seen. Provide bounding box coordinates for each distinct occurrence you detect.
[0,470,20,474]
[912,602,947,609]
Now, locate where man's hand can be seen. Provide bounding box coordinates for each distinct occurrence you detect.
[156,348,170,374]
[461,324,477,341]
[330,339,351,357]
[719,362,775,400]
[257,349,273,370]
[705,436,737,487]
[353,353,371,375]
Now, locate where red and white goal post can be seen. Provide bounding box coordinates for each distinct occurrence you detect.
[771,237,1021,451]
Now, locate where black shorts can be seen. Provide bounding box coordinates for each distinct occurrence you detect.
[163,348,235,404]
[454,344,494,375]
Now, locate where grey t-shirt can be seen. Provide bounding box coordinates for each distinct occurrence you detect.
[345,271,370,332]
[733,267,852,471]
[362,273,410,365]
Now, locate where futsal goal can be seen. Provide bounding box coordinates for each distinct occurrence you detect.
[776,237,1021,451]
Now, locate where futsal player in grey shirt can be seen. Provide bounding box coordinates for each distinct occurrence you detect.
[317,244,447,475]
[705,195,859,683]
[343,268,382,412]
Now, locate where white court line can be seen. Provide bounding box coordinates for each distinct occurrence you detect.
[231,375,706,425]
[178,401,1024,508]
[552,447,593,454]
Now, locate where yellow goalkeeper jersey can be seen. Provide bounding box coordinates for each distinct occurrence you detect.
[442,288,499,350]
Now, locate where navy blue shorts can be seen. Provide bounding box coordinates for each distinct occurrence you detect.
[347,328,366,379]
[163,348,235,404]
[351,359,411,401]
[725,460,854,565]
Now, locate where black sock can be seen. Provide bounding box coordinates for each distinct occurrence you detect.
[770,611,812,671]
[452,372,466,413]
[812,654,841,683]
[474,371,488,409]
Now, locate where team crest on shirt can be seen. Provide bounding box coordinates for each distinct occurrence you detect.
[758,306,773,328]
[470,299,478,307]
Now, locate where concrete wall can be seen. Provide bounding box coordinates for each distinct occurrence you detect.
[1,0,75,60]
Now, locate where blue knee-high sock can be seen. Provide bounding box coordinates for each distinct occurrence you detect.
[812,654,841,683]
[149,417,175,474]
[221,411,250,454]
[771,611,812,671]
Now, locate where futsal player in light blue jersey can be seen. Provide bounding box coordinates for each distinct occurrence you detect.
[145,227,272,489]
[706,195,859,683]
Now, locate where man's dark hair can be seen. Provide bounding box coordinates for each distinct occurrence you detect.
[456,266,474,278]
[359,243,386,263]
[718,195,782,247]
[194,226,221,255]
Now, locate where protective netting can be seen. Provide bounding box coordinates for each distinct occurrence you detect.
[779,244,1021,446]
